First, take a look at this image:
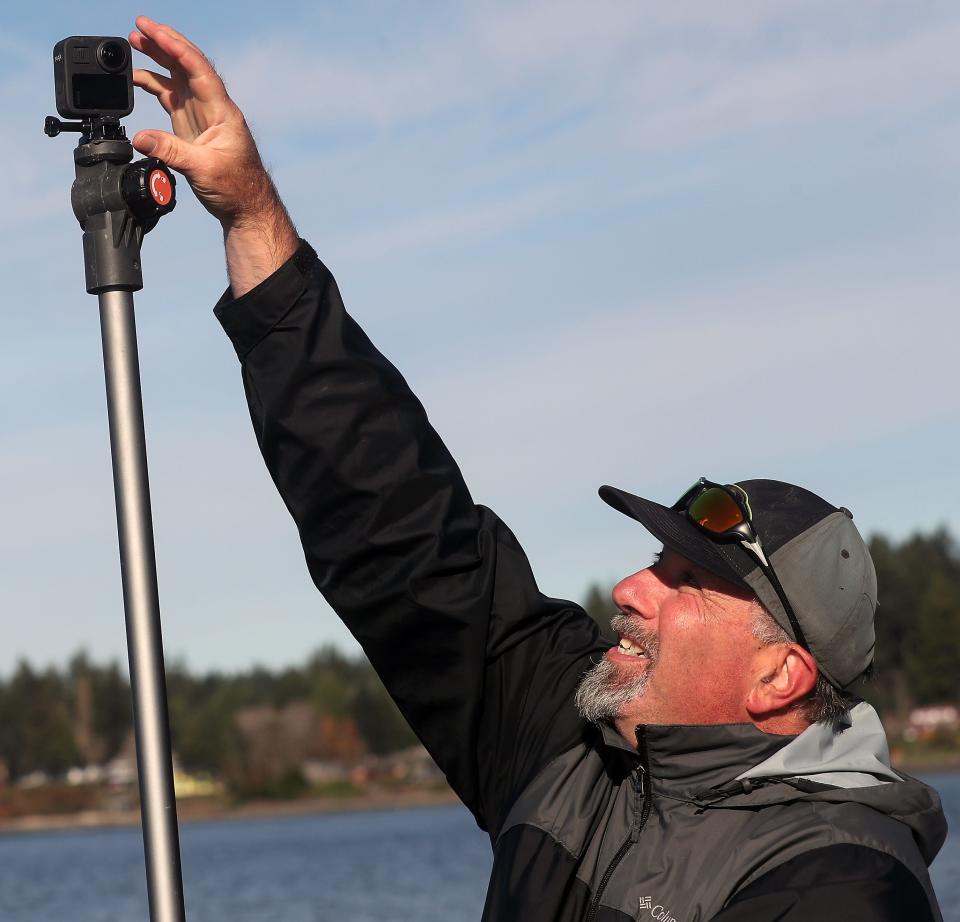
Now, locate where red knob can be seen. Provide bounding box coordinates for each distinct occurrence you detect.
[122,157,177,223]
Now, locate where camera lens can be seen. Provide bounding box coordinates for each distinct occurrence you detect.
[97,40,128,73]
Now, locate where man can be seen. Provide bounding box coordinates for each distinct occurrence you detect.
[129,17,945,920]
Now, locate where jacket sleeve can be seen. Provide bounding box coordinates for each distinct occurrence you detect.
[710,844,940,922]
[214,240,607,835]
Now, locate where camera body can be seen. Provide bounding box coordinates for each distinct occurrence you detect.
[54,36,133,120]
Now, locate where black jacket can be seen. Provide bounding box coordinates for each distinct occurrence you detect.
[214,240,946,921]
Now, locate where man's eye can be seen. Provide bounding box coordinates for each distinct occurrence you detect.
[682,571,701,588]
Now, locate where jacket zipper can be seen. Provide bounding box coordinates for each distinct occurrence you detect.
[584,727,652,922]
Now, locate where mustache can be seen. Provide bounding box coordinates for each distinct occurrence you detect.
[610,613,660,661]
[575,615,660,723]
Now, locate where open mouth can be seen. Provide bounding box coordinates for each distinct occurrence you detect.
[607,613,658,667]
[616,636,648,657]
[607,610,660,663]
[607,633,652,665]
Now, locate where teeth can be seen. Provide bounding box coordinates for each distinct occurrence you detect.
[618,638,646,657]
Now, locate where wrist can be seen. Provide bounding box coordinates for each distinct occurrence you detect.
[222,200,300,299]
[222,189,284,233]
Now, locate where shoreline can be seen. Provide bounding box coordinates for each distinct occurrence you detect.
[0,788,462,836]
[893,755,960,775]
[1,758,956,836]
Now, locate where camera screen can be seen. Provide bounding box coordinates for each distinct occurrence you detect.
[72,73,128,111]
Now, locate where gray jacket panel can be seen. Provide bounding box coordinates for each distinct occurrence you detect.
[498,703,945,922]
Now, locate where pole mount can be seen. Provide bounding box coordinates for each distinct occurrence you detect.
[45,114,177,292]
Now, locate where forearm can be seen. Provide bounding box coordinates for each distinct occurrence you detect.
[213,248,600,830]
[222,194,300,299]
[216,249,490,807]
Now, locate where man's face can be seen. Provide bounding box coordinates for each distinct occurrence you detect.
[576,547,763,734]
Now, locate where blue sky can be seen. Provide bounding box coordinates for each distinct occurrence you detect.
[3,1,959,676]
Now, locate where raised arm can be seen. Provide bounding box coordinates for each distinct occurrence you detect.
[130,16,605,835]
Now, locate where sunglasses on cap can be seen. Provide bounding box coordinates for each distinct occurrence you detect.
[672,478,810,652]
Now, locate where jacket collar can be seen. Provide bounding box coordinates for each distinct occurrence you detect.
[598,719,796,794]
[736,701,899,788]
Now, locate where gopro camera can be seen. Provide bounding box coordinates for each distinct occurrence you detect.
[53,36,133,120]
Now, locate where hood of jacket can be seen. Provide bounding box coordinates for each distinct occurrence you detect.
[598,700,947,865]
[706,702,946,865]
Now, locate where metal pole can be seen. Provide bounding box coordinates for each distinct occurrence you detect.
[99,288,186,922]
[46,99,182,919]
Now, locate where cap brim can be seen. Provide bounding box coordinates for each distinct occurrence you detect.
[598,485,756,589]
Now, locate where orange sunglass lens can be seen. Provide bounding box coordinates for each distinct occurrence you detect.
[687,488,744,533]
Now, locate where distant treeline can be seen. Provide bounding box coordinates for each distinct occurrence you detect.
[2,527,957,788]
[0,647,416,794]
[581,527,960,715]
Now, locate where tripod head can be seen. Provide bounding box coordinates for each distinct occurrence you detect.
[45,113,128,142]
[46,36,176,294]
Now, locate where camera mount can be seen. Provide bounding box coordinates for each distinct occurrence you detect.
[46,81,185,922]
[44,113,126,140]
[46,113,176,291]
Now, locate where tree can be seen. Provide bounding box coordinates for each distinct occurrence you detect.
[581,583,616,640]
[0,662,79,778]
[866,528,960,713]
[352,680,417,755]
[905,569,960,705]
[90,660,132,761]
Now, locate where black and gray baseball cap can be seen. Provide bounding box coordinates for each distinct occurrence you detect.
[598,479,877,689]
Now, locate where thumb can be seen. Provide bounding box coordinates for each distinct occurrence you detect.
[132,131,194,173]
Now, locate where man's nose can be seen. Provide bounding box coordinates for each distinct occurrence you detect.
[612,569,660,621]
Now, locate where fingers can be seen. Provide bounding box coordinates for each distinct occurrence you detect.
[133,68,175,109]
[129,31,177,72]
[135,16,204,54]
[131,16,216,81]
[146,18,207,58]
[131,129,198,176]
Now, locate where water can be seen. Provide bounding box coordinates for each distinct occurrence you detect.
[0,804,492,922]
[925,772,960,921]
[0,776,954,921]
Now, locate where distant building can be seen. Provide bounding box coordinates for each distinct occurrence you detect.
[16,770,50,789]
[348,745,444,786]
[65,764,107,786]
[904,705,960,741]
[173,770,223,799]
[103,755,136,785]
[301,759,352,785]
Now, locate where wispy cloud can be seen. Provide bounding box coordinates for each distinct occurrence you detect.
[425,264,960,504]
[620,20,960,152]
[203,1,960,270]
[218,1,960,146]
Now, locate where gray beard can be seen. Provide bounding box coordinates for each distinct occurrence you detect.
[575,614,660,724]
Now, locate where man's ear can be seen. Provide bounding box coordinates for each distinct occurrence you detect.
[746,644,817,719]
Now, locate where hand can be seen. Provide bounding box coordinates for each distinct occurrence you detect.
[129,16,278,228]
